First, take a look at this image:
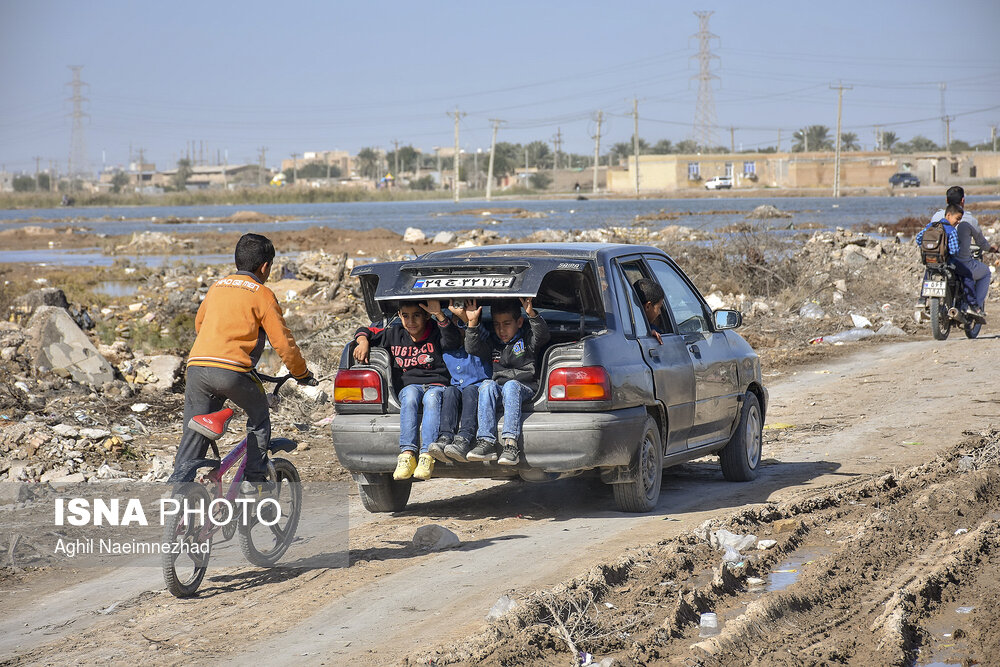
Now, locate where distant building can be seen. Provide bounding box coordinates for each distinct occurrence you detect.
[606,150,1000,193]
[152,164,262,189]
[280,150,353,179]
[0,171,13,192]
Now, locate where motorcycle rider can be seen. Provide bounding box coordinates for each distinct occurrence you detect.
[948,203,997,320]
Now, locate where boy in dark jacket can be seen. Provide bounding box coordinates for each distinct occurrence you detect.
[353,299,460,480]
[464,297,550,465]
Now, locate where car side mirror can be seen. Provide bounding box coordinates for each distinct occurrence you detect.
[713,309,742,330]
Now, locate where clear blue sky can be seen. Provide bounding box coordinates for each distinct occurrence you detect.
[1,0,999,174]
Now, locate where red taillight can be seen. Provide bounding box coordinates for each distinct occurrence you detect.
[334,369,382,404]
[548,366,611,401]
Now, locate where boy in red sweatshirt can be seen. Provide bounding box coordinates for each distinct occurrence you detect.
[353,300,460,480]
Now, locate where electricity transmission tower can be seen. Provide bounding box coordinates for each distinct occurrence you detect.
[691,11,719,151]
[66,66,90,181]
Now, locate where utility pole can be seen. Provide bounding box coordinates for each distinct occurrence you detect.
[632,98,640,196]
[48,159,55,191]
[137,148,145,189]
[592,110,603,194]
[830,82,852,198]
[691,11,720,151]
[290,153,298,184]
[803,128,808,153]
[223,149,228,190]
[66,66,89,185]
[991,125,997,152]
[939,82,947,151]
[392,139,400,179]
[777,128,781,152]
[945,116,953,154]
[730,126,735,153]
[874,125,882,151]
[486,118,503,201]
[34,156,41,191]
[552,128,562,170]
[447,107,466,202]
[258,146,267,186]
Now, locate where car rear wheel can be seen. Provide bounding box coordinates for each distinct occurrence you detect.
[720,392,762,481]
[358,474,412,513]
[612,416,663,512]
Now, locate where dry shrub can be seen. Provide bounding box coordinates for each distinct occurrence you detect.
[856,216,924,235]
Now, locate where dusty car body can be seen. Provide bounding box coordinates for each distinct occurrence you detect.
[331,243,767,513]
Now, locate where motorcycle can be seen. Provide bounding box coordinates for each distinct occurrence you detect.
[920,247,985,340]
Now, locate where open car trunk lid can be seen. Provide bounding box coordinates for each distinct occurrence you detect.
[351,256,602,322]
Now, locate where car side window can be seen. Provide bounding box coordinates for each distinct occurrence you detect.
[617,260,662,337]
[610,262,635,338]
[646,259,707,335]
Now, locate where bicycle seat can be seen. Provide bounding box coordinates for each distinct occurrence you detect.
[188,408,235,441]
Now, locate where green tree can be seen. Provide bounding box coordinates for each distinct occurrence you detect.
[489,142,521,180]
[882,131,899,151]
[524,141,551,169]
[409,175,435,190]
[792,125,833,152]
[110,171,130,193]
[949,139,972,152]
[906,135,940,153]
[36,173,51,190]
[355,147,380,180]
[650,139,673,154]
[172,158,193,190]
[674,139,699,154]
[12,175,34,192]
[297,162,340,179]
[840,132,860,151]
[529,172,552,190]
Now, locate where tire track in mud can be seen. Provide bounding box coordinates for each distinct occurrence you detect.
[423,433,1000,666]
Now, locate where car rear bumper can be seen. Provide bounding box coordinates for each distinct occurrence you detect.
[330,406,649,475]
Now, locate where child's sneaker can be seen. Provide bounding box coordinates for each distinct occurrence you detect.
[427,437,451,462]
[497,438,520,466]
[393,451,417,480]
[413,453,435,480]
[444,436,472,462]
[466,438,498,462]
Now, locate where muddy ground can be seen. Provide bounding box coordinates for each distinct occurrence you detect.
[3,207,1000,665]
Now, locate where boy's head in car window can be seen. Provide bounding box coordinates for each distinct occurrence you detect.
[491,299,524,343]
[634,278,665,326]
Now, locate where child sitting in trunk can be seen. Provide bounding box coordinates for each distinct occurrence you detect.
[464,297,550,465]
[353,299,460,481]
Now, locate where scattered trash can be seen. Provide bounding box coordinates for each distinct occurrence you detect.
[710,528,757,562]
[957,456,975,472]
[412,524,461,551]
[816,328,876,345]
[130,403,150,413]
[850,313,872,328]
[799,302,825,320]
[956,606,974,614]
[698,612,720,637]
[763,423,794,430]
[875,322,906,337]
[757,539,778,550]
[954,528,968,535]
[486,594,517,620]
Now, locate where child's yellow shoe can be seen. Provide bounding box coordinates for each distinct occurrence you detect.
[412,453,435,480]
[393,452,417,480]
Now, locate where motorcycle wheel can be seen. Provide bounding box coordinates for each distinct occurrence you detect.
[929,297,951,340]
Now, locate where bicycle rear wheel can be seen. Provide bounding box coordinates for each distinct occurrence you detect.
[161,483,213,598]
[238,457,302,566]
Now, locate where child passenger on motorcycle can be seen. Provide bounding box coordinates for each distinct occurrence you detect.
[947,204,997,319]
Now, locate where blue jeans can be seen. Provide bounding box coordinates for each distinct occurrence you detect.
[398,384,445,454]
[440,383,482,442]
[476,379,534,443]
[953,258,991,309]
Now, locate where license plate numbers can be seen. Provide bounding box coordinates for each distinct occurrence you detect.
[921,280,946,297]
[412,275,515,290]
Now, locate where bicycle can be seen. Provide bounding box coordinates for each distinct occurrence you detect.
[161,372,308,598]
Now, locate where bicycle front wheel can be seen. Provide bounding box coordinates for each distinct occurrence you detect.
[161,483,213,598]
[238,457,302,567]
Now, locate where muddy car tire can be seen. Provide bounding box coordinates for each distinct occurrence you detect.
[612,416,663,513]
[358,474,412,513]
[720,392,762,482]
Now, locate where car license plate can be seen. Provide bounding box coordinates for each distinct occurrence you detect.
[921,280,946,297]
[412,275,515,290]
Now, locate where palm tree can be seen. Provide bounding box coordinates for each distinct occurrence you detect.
[882,131,899,151]
[650,139,673,154]
[792,125,833,152]
[840,132,860,151]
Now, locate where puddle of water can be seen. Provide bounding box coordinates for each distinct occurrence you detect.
[95,281,141,297]
[766,547,833,592]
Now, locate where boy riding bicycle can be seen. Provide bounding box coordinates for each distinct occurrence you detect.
[168,233,315,493]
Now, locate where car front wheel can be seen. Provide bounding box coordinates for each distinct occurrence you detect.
[720,392,762,481]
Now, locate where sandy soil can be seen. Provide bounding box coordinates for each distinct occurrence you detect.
[3,334,999,666]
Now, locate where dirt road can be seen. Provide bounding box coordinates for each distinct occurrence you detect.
[3,335,999,666]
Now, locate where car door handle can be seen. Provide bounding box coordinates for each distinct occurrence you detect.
[648,348,660,360]
[688,344,701,359]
